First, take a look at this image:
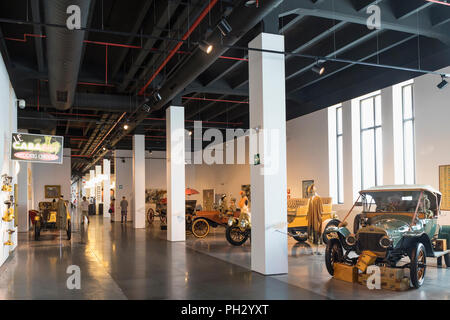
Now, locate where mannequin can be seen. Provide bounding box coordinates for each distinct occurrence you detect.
[238,191,248,210]
[306,184,324,252]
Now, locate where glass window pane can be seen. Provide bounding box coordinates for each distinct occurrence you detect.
[336,107,343,135]
[404,120,415,184]
[361,129,375,189]
[375,127,383,186]
[403,85,413,119]
[337,135,344,203]
[375,95,382,126]
[361,98,374,129]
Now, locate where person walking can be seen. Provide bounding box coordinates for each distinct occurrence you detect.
[120,196,128,224]
[81,196,90,224]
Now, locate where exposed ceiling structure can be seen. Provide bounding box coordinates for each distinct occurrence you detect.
[0,0,449,177]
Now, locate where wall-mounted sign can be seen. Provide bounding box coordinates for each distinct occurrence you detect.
[11,133,64,164]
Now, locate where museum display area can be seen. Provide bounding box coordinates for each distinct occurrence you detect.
[0,0,449,306]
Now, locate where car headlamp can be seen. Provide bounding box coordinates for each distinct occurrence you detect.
[346,234,357,246]
[228,218,234,227]
[379,235,392,248]
[239,219,248,228]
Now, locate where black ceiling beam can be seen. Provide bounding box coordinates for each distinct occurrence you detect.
[109,0,154,80]
[280,0,450,43]
[389,0,433,20]
[349,0,380,12]
[118,0,181,92]
[30,0,45,73]
[429,5,450,26]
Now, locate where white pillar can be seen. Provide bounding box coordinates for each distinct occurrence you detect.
[103,159,111,218]
[166,106,185,242]
[132,135,146,228]
[95,165,102,214]
[89,169,95,200]
[381,86,395,185]
[249,33,288,275]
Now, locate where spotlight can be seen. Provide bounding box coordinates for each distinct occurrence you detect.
[199,40,213,54]
[142,103,151,113]
[217,18,232,36]
[152,92,162,104]
[437,75,448,89]
[189,131,193,136]
[102,147,106,151]
[311,62,325,75]
[149,150,153,155]
[123,124,129,130]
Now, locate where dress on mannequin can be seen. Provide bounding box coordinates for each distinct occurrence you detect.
[306,185,324,246]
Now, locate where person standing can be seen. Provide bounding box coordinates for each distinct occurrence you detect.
[81,196,90,224]
[120,196,128,224]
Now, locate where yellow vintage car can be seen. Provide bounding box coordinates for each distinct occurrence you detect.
[287,197,340,243]
[34,201,71,241]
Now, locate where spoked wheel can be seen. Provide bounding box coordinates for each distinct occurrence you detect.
[410,242,426,288]
[225,226,249,246]
[146,208,155,225]
[191,218,210,238]
[66,220,71,240]
[325,239,343,276]
[444,252,450,268]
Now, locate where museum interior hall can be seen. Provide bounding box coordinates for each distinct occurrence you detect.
[0,0,450,302]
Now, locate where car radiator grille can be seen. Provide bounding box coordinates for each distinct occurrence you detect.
[357,232,387,254]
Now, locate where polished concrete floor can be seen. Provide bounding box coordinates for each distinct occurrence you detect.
[1,211,449,300]
[0,210,322,299]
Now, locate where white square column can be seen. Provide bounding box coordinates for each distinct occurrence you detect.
[166,106,186,242]
[103,159,111,218]
[132,135,146,228]
[249,33,288,275]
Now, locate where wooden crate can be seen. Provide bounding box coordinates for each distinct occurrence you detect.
[435,239,447,252]
[358,267,410,291]
[356,251,377,272]
[334,263,359,283]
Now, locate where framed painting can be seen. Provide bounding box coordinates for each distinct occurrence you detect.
[45,185,61,199]
[302,180,314,198]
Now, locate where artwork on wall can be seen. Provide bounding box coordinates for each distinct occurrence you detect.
[145,189,167,204]
[302,180,314,198]
[241,184,251,202]
[439,165,450,211]
[203,189,215,211]
[44,185,61,199]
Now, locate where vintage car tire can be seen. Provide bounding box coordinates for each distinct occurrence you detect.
[353,214,362,234]
[66,220,71,240]
[325,239,343,276]
[444,253,450,268]
[226,227,249,246]
[191,218,210,238]
[410,242,427,288]
[160,213,167,225]
[323,219,341,244]
[146,208,155,225]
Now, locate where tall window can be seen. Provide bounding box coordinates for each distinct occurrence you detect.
[336,107,344,203]
[402,83,415,184]
[360,94,383,189]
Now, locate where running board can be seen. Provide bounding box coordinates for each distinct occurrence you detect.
[433,250,450,258]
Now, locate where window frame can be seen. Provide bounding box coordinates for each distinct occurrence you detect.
[401,83,416,184]
[359,94,382,189]
[336,106,344,204]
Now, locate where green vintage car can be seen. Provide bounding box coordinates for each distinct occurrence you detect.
[324,185,450,288]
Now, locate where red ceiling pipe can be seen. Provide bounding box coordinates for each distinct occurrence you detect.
[138,0,220,96]
[425,0,450,6]
[182,96,249,104]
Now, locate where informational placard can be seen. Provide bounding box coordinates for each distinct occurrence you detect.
[439,165,450,211]
[11,133,64,164]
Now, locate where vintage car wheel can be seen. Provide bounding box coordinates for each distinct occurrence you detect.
[146,208,155,225]
[353,214,363,234]
[66,220,71,240]
[160,213,167,225]
[192,218,210,238]
[323,219,341,244]
[444,253,450,268]
[226,227,249,246]
[325,239,343,276]
[410,242,427,288]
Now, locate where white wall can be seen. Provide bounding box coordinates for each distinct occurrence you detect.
[0,50,18,266]
[32,148,72,209]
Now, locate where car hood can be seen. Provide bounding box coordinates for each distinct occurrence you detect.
[369,215,416,246]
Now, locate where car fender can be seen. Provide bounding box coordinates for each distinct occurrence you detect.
[322,218,341,235]
[397,232,434,257]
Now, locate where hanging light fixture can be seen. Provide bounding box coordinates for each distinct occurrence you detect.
[217,18,232,36]
[199,40,213,54]
[311,61,325,75]
[437,75,448,89]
